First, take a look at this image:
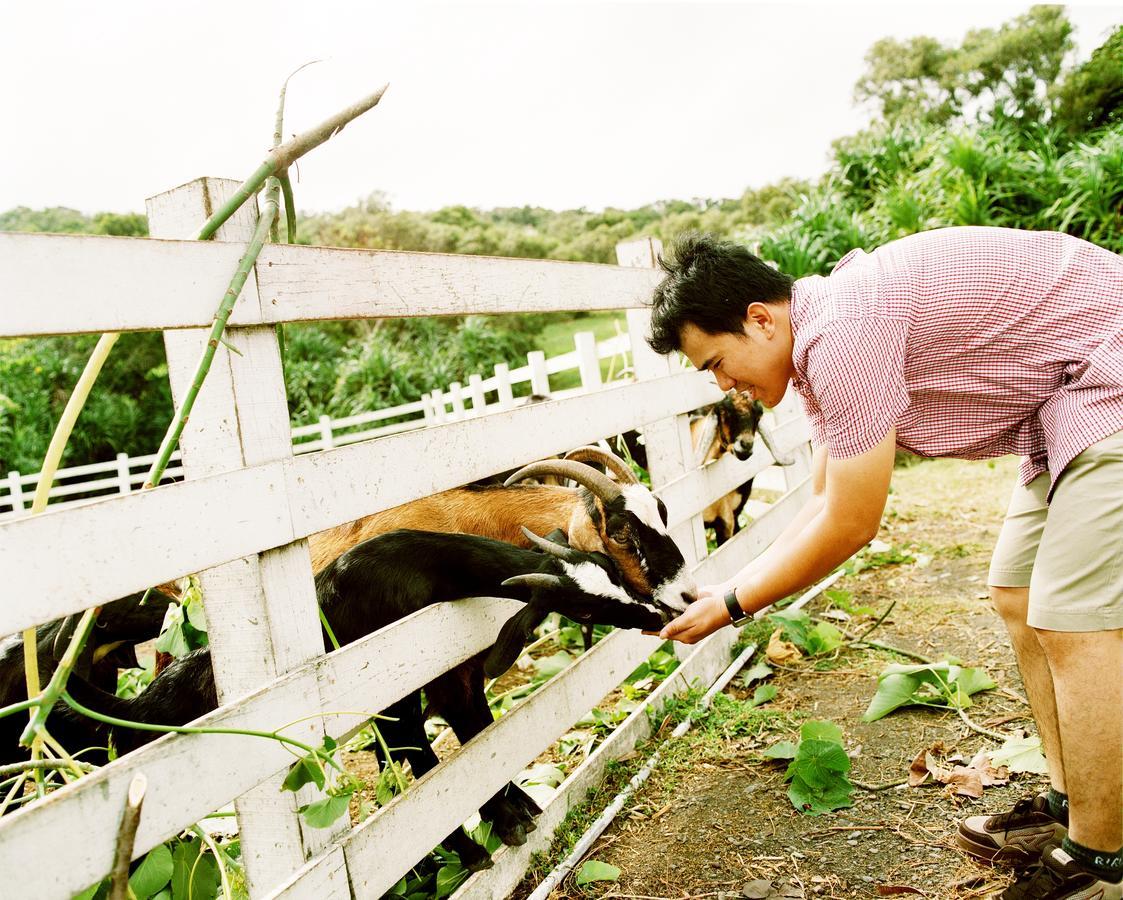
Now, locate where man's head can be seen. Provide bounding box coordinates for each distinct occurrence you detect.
[647,233,796,408]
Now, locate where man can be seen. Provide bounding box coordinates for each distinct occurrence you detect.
[647,228,1122,899]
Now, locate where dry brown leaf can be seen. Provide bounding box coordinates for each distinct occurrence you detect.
[909,743,1008,797]
[766,628,802,665]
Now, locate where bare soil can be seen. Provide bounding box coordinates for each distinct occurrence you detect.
[520,456,1048,900]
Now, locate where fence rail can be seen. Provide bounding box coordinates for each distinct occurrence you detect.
[0,185,813,899]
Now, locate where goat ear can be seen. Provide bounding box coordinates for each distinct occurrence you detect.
[484,602,549,678]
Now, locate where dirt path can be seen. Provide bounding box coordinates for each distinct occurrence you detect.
[522,456,1047,899]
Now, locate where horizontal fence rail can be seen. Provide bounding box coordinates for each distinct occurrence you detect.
[1,189,814,899]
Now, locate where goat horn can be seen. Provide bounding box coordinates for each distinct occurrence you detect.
[520,526,583,562]
[758,418,796,466]
[504,459,623,502]
[691,412,720,468]
[501,573,566,590]
[563,446,639,485]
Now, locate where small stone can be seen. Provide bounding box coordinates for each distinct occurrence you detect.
[791,851,805,859]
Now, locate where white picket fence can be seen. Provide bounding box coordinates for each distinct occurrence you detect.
[0,181,813,899]
[0,331,633,518]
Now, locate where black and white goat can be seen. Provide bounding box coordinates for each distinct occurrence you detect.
[44,527,669,871]
[308,448,697,617]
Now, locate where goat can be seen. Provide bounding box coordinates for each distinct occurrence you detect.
[0,590,174,763]
[307,448,697,617]
[690,392,764,545]
[44,528,668,871]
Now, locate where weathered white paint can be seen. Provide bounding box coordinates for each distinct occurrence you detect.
[0,232,664,338]
[149,178,338,887]
[0,596,522,899]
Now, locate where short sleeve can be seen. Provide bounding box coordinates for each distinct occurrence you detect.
[801,317,910,458]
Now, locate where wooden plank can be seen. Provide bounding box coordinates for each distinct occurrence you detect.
[0,595,521,900]
[270,629,666,899]
[2,373,716,634]
[0,233,662,337]
[148,177,335,887]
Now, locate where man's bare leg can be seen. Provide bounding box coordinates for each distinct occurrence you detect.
[991,586,1067,793]
[1035,627,1123,852]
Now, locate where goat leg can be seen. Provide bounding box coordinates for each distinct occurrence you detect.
[376,693,493,872]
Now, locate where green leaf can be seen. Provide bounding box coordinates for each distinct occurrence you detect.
[762,740,798,760]
[171,839,218,900]
[435,862,469,898]
[71,884,102,900]
[768,608,813,649]
[282,755,325,793]
[300,792,353,828]
[534,651,574,678]
[468,818,503,853]
[575,860,621,885]
[786,739,850,789]
[807,621,844,654]
[800,720,843,744]
[861,671,925,721]
[741,662,774,685]
[388,877,409,897]
[788,772,854,815]
[152,891,171,900]
[129,844,173,900]
[987,735,1048,774]
[863,662,996,721]
[750,685,777,707]
[154,620,190,658]
[184,596,208,632]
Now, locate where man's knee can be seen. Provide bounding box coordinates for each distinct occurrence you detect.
[990,585,1030,626]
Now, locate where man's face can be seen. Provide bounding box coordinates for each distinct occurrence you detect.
[678,304,794,408]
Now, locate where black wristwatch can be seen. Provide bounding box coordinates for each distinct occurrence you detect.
[724,589,749,627]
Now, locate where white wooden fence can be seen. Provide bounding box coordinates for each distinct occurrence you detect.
[0,330,632,518]
[0,183,812,899]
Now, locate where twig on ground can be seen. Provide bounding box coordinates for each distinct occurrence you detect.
[852,776,910,791]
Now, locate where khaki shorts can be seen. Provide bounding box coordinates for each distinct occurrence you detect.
[988,429,1123,632]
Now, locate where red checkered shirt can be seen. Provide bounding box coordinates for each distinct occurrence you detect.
[788,226,1123,494]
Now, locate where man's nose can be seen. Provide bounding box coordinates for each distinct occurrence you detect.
[714,371,735,391]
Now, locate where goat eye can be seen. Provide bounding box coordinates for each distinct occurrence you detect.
[609,531,629,546]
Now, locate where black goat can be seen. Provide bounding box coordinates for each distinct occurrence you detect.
[0,590,174,763]
[43,528,667,871]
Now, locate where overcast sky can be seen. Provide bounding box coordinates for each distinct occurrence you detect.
[2,2,1118,216]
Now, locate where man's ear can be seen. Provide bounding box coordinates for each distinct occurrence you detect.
[745,302,775,338]
[484,602,550,678]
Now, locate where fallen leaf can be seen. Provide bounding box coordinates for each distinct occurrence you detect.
[987,735,1048,774]
[742,880,773,899]
[766,628,803,665]
[877,886,925,896]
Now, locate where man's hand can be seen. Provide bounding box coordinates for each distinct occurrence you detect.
[658,593,731,644]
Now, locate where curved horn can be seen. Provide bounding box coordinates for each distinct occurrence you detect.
[520,526,583,562]
[758,418,796,466]
[563,446,639,485]
[691,412,720,467]
[503,459,622,502]
[501,573,567,590]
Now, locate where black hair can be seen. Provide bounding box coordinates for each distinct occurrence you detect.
[647,233,793,355]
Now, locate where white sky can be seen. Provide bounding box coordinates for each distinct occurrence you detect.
[2,1,1119,216]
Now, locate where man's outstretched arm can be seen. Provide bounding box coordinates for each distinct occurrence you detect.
[660,428,897,644]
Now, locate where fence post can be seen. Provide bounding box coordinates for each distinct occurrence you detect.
[318,415,334,451]
[146,177,344,893]
[6,472,24,514]
[468,374,486,417]
[115,453,132,495]
[431,387,447,423]
[448,382,466,420]
[528,350,550,396]
[574,331,602,392]
[495,363,515,410]
[617,238,708,568]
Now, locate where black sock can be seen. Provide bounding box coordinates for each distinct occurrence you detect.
[1060,836,1123,884]
[1046,788,1070,825]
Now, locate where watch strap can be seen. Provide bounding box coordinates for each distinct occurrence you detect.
[724,589,748,627]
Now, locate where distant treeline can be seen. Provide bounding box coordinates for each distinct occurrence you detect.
[2,9,1120,474]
